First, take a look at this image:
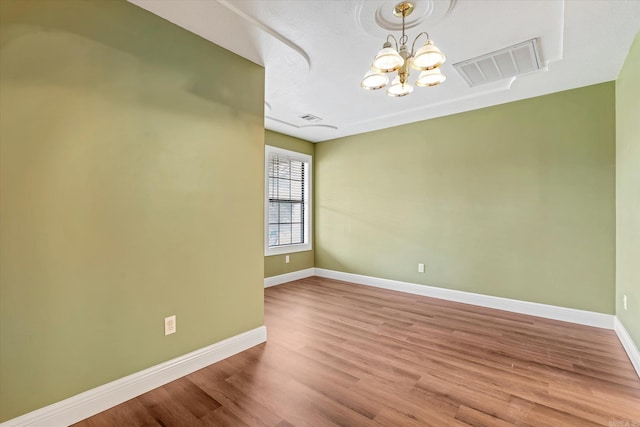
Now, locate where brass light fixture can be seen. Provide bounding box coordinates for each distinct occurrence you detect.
[361,1,446,97]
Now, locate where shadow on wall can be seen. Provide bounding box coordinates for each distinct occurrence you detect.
[0,0,262,115]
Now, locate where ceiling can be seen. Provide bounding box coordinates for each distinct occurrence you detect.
[128,0,640,143]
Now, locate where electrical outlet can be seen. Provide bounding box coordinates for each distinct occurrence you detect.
[285,255,290,264]
[418,263,425,273]
[164,315,176,336]
[623,295,628,311]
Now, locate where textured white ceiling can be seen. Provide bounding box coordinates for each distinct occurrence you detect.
[129,0,640,143]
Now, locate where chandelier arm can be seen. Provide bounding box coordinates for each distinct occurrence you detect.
[386,34,399,51]
[410,31,430,56]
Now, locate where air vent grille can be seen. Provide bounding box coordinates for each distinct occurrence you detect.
[453,39,542,87]
[298,113,323,123]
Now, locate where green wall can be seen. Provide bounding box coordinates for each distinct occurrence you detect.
[315,83,616,314]
[264,130,315,278]
[0,0,264,421]
[616,31,640,349]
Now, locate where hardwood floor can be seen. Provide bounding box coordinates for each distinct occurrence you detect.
[75,277,640,426]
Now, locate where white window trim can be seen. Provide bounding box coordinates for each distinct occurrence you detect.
[264,145,312,256]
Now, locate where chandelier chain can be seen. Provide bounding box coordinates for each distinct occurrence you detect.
[400,10,408,47]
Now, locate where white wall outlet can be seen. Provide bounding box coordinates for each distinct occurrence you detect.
[418,263,425,273]
[164,315,176,336]
[285,255,290,264]
[623,294,628,311]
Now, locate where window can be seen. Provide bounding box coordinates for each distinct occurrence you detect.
[265,146,312,255]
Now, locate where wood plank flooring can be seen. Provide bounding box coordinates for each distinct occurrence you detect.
[75,277,640,426]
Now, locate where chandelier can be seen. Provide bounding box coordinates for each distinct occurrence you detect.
[361,2,446,97]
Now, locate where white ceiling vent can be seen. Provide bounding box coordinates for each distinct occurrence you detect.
[453,39,543,87]
[298,113,323,123]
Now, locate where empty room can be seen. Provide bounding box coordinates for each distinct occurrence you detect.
[1,0,639,426]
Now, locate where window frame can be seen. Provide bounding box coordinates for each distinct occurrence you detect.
[264,145,312,256]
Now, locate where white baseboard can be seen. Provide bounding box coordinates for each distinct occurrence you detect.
[614,317,640,379]
[264,267,315,288]
[1,326,267,427]
[314,268,615,330]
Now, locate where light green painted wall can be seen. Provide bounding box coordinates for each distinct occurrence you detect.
[264,130,315,278]
[316,83,616,314]
[616,31,640,348]
[0,0,264,421]
[266,130,315,157]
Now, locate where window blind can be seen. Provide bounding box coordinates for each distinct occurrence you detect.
[267,152,306,247]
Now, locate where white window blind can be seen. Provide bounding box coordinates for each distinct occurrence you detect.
[265,146,311,255]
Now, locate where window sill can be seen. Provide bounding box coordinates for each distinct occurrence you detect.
[265,243,312,257]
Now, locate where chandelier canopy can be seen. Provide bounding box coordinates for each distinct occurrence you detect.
[361,2,446,97]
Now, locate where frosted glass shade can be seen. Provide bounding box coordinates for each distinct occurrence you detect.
[372,47,403,72]
[387,76,413,97]
[415,68,446,87]
[411,40,446,70]
[361,69,389,90]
